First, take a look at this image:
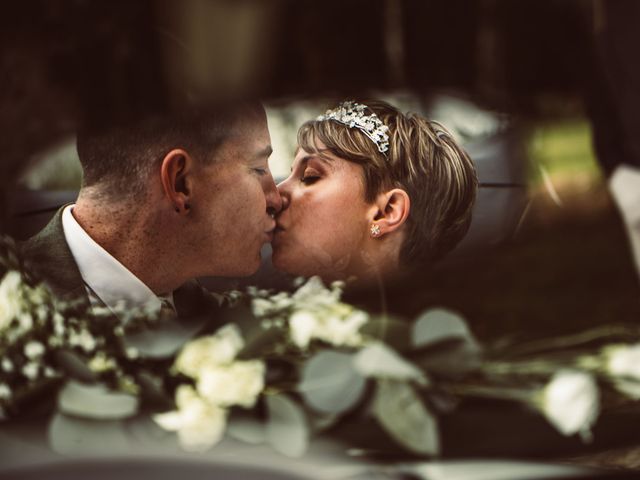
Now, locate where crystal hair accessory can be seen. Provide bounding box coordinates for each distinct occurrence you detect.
[317,101,390,154]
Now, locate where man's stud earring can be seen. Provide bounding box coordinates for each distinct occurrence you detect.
[370,223,381,237]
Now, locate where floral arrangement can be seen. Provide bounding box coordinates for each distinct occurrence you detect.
[2,234,640,457]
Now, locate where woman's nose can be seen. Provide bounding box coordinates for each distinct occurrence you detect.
[276,178,291,210]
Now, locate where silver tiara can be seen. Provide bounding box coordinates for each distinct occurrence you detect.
[316,101,390,154]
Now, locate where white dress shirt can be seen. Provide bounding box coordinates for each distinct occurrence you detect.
[61,205,173,318]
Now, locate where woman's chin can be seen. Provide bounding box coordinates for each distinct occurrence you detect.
[272,251,328,280]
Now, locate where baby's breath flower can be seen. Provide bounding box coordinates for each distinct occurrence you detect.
[24,341,45,359]
[288,306,368,349]
[2,358,14,372]
[0,271,23,331]
[0,383,11,400]
[68,329,96,352]
[126,347,139,359]
[118,375,140,395]
[52,312,65,336]
[18,313,33,331]
[251,298,273,317]
[88,353,116,373]
[35,305,48,322]
[22,362,39,380]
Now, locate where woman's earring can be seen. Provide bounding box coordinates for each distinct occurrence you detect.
[370,223,381,237]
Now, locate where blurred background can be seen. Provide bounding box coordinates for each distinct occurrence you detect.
[2,0,640,343]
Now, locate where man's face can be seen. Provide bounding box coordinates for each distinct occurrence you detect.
[189,112,281,277]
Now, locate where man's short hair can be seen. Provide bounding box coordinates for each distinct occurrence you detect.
[76,102,264,198]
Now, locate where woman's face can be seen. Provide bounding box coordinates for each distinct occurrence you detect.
[272,142,374,280]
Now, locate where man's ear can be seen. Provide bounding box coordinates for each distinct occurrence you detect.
[160,149,193,213]
[369,188,411,236]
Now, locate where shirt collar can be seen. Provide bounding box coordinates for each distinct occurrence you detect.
[61,204,173,315]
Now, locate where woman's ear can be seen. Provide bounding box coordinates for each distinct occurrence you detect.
[160,149,194,214]
[369,188,411,237]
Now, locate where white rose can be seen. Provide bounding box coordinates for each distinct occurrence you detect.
[605,344,640,381]
[321,309,368,347]
[175,324,244,378]
[197,360,265,408]
[541,369,599,441]
[0,271,23,331]
[154,385,227,452]
[602,344,640,399]
[289,310,318,349]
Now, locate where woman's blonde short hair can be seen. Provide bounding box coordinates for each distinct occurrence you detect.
[298,100,478,267]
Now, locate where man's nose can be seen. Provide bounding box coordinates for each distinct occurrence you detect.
[265,175,283,214]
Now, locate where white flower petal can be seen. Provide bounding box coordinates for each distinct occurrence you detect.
[197,361,265,408]
[542,370,599,438]
[289,311,318,349]
[175,324,244,378]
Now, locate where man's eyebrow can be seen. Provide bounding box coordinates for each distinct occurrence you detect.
[256,145,273,158]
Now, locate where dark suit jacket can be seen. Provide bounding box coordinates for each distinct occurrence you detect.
[20,206,220,320]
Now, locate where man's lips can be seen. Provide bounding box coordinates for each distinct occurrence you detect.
[264,221,277,242]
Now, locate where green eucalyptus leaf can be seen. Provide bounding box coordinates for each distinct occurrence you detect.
[411,308,474,349]
[265,393,309,457]
[227,412,266,445]
[353,342,428,385]
[58,380,139,420]
[123,317,207,359]
[54,350,97,382]
[136,371,173,409]
[298,351,366,414]
[48,412,131,455]
[360,314,411,351]
[412,338,482,378]
[373,379,440,456]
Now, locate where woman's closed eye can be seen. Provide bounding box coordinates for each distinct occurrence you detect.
[300,168,321,185]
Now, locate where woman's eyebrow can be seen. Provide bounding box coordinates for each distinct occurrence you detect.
[305,153,333,166]
[290,153,332,172]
